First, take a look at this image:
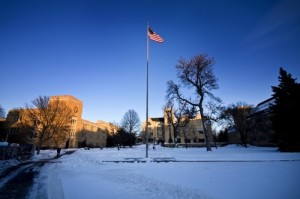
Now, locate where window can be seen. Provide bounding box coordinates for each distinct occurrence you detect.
[185,139,191,143]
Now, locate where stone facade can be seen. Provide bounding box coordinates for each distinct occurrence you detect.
[50,95,84,148]
[142,109,212,145]
[76,119,108,148]
[5,95,110,148]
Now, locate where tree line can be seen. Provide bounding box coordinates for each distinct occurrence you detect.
[1,53,299,152]
[106,109,141,149]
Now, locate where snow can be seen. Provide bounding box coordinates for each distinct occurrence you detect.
[2,145,300,199]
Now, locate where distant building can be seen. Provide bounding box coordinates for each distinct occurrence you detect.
[141,109,212,146]
[5,109,21,136]
[5,95,111,148]
[142,117,165,143]
[76,119,108,148]
[247,97,276,146]
[227,126,239,145]
[0,118,7,141]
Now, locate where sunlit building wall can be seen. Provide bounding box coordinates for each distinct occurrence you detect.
[5,95,109,148]
[142,109,211,145]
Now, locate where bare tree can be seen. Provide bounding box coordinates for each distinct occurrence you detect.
[164,98,196,145]
[166,54,221,151]
[20,96,73,154]
[219,102,253,147]
[121,109,141,147]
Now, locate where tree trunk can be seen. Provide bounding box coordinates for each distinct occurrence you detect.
[199,107,211,151]
[203,123,212,151]
[56,148,61,157]
[36,147,41,155]
[239,131,247,147]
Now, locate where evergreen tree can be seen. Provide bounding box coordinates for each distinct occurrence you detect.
[217,129,228,143]
[270,67,300,152]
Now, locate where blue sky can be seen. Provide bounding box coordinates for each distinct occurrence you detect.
[1,0,300,126]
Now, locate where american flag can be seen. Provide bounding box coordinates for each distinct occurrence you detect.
[148,28,164,43]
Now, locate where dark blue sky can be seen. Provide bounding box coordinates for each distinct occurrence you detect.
[1,0,299,125]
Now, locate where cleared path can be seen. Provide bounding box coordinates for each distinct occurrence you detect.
[0,150,76,199]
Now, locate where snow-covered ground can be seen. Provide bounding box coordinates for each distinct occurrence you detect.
[5,145,300,199]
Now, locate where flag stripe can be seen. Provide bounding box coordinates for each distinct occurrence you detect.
[148,28,164,43]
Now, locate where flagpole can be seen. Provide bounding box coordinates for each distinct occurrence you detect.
[145,22,149,158]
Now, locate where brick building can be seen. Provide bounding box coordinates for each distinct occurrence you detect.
[5,95,110,148]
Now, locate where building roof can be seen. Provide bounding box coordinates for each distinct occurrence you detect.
[151,117,164,122]
[249,97,275,115]
[50,95,83,105]
[227,126,236,134]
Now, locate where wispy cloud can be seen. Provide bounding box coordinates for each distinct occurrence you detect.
[242,0,300,51]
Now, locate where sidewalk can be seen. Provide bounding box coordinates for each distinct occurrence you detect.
[102,157,300,163]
